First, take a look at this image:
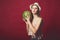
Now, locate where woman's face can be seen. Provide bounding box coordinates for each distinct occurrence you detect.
[31,5,38,14]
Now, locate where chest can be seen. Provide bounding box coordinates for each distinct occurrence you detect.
[32,18,39,26]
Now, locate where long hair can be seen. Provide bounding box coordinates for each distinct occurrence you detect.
[30,6,40,23]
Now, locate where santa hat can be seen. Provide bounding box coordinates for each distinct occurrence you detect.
[30,2,41,11]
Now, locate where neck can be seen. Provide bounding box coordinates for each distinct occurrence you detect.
[33,14,38,18]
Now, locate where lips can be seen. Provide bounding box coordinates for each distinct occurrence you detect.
[33,10,36,12]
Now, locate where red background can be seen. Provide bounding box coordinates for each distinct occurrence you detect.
[0,0,60,40]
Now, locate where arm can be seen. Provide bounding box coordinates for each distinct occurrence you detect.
[27,18,42,34]
[26,22,29,33]
[23,18,29,33]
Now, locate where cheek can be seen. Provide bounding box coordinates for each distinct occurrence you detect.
[31,9,34,12]
[35,9,38,12]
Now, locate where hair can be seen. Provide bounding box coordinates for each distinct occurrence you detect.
[30,5,40,23]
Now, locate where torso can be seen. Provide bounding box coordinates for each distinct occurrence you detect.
[28,17,42,36]
[32,17,40,27]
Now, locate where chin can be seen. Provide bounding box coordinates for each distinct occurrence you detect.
[32,12,36,14]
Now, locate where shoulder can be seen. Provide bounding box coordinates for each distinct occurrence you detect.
[36,17,42,24]
[37,17,43,24]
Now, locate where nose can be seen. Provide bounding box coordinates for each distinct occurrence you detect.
[33,9,35,12]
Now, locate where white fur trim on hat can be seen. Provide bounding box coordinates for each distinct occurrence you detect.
[30,2,41,11]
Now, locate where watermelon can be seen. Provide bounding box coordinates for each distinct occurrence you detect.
[23,10,31,20]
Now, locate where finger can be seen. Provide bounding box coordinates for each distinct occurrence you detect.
[23,18,27,22]
[23,18,25,21]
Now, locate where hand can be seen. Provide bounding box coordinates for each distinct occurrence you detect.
[25,16,30,21]
[23,18,28,24]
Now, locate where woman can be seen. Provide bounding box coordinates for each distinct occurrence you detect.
[23,2,43,40]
